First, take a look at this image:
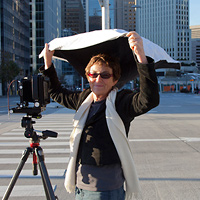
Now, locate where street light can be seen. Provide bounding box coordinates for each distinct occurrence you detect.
[98,0,110,29]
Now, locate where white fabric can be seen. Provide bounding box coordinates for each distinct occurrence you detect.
[64,92,93,193]
[48,29,126,51]
[106,88,142,199]
[39,29,179,64]
[64,88,142,200]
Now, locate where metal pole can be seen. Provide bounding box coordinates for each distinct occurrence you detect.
[86,0,89,32]
[81,0,90,91]
[99,0,110,30]
[135,0,138,31]
[102,6,106,29]
[104,0,110,29]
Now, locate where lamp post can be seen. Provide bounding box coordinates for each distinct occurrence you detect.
[98,0,110,29]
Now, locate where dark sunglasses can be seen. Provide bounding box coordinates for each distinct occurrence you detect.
[88,72,113,79]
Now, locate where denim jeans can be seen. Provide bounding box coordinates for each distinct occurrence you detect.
[75,186,125,200]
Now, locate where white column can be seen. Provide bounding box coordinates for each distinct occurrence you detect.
[104,0,110,29]
[102,6,106,30]
[99,0,110,30]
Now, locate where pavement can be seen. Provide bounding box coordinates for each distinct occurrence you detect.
[0,92,200,199]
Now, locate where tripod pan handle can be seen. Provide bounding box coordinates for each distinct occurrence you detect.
[42,130,58,138]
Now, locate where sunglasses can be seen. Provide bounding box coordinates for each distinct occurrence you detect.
[88,72,113,79]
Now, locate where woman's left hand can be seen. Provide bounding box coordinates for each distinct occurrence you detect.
[126,31,148,64]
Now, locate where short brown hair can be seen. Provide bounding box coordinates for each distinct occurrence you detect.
[85,54,121,81]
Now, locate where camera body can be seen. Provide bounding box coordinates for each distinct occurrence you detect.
[19,74,50,107]
[11,74,50,118]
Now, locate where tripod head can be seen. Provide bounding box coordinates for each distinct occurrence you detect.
[21,116,58,142]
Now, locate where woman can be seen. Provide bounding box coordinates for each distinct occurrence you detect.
[41,31,159,200]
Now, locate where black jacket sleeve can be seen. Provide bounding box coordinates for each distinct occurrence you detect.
[39,64,90,110]
[115,57,159,125]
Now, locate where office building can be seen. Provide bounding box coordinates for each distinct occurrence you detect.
[61,0,85,33]
[114,0,137,31]
[0,0,30,95]
[30,0,61,74]
[190,25,200,38]
[137,0,191,64]
[190,25,200,69]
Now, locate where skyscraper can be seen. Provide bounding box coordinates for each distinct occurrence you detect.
[114,0,137,31]
[190,25,200,69]
[0,0,30,95]
[137,0,191,62]
[61,0,85,33]
[30,0,61,74]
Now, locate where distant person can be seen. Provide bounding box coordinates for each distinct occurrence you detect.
[41,31,159,200]
[195,86,199,94]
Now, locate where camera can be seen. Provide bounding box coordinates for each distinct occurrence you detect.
[11,74,50,118]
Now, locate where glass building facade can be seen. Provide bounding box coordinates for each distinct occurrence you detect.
[137,0,191,61]
[0,0,30,95]
[0,0,30,74]
[30,0,61,74]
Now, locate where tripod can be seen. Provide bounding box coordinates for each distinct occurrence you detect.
[2,116,58,200]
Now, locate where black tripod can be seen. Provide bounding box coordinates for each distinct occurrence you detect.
[2,116,58,200]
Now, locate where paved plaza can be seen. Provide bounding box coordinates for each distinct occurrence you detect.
[0,92,200,199]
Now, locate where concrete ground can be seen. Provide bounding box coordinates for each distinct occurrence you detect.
[1,92,200,199]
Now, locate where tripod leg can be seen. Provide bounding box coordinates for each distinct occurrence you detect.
[2,147,32,200]
[35,147,57,200]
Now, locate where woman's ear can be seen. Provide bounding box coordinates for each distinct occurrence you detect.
[113,79,118,87]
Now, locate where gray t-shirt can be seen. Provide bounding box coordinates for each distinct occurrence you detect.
[76,163,125,191]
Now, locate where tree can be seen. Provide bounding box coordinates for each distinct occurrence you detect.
[0,60,20,82]
[0,51,20,95]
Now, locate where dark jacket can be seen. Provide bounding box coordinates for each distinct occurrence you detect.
[41,57,159,166]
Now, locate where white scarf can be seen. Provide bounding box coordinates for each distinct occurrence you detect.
[64,88,142,200]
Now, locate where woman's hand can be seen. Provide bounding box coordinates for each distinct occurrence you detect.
[126,31,148,64]
[44,43,55,70]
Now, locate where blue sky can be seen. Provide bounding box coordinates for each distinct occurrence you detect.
[190,0,200,25]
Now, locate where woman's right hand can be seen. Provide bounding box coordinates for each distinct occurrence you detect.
[44,43,54,70]
[126,31,148,64]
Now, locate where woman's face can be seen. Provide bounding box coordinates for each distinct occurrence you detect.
[87,63,118,101]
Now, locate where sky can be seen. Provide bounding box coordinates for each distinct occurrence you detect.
[189,0,200,26]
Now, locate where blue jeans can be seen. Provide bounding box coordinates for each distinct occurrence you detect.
[75,186,125,200]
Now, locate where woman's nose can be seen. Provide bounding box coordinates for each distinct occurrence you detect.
[95,74,102,82]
